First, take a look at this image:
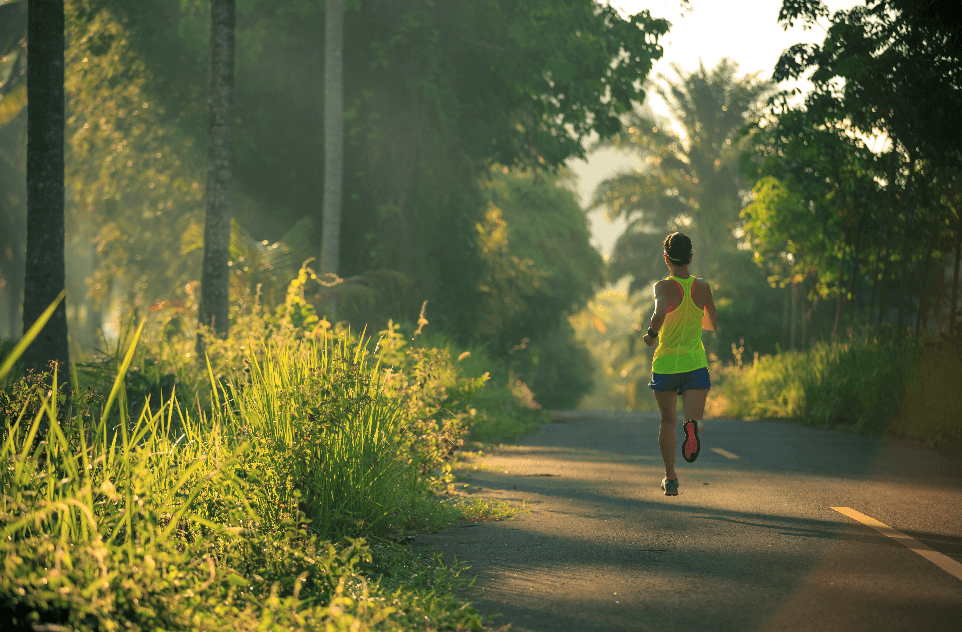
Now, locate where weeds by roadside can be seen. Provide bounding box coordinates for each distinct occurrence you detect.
[0,268,537,631]
[706,327,962,453]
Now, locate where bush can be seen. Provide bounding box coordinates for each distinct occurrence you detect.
[1,279,531,631]
[798,335,916,434]
[706,343,810,420]
[889,340,962,452]
[377,321,547,448]
[1,263,555,630]
[526,321,595,410]
[706,327,962,452]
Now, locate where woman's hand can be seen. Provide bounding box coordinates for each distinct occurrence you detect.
[642,334,658,347]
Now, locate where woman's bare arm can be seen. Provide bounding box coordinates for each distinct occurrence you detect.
[643,281,668,346]
[650,282,668,331]
[702,282,718,332]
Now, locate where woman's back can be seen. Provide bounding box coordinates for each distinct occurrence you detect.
[652,275,708,374]
[660,276,711,312]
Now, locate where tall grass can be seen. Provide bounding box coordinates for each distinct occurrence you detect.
[0,292,494,630]
[708,329,962,451]
[0,266,542,629]
[231,334,411,537]
[889,340,962,451]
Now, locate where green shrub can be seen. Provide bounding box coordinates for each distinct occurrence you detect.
[231,334,413,539]
[890,341,962,452]
[376,321,547,447]
[707,329,962,447]
[0,267,555,630]
[375,321,485,485]
[707,342,812,420]
[798,335,917,434]
[0,291,492,631]
[526,321,595,410]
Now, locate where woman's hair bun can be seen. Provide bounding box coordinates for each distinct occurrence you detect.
[663,232,693,265]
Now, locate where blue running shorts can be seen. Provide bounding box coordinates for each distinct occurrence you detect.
[648,367,711,394]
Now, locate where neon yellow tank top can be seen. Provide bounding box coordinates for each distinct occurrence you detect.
[652,275,708,374]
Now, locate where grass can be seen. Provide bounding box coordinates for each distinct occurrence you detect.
[889,340,962,452]
[707,327,962,452]
[376,325,549,448]
[0,281,539,630]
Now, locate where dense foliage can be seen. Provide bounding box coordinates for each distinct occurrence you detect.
[739,0,962,344]
[477,168,604,407]
[0,0,674,409]
[707,327,962,453]
[0,275,542,630]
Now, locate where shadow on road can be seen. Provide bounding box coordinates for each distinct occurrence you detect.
[415,412,962,631]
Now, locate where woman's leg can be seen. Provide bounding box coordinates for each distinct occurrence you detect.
[682,388,708,422]
[654,390,679,478]
[680,388,709,462]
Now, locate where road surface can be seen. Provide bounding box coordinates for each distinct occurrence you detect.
[414,411,962,631]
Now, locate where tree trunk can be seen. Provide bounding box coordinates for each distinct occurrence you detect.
[802,289,814,351]
[847,220,863,333]
[950,213,961,339]
[878,150,897,327]
[875,229,888,327]
[782,283,790,351]
[790,280,798,351]
[199,0,235,344]
[831,229,850,345]
[22,0,70,388]
[914,227,934,342]
[897,155,914,334]
[320,0,344,281]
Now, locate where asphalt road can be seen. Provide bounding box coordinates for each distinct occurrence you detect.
[413,411,962,631]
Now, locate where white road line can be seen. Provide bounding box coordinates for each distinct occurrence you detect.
[831,507,962,583]
[709,447,739,459]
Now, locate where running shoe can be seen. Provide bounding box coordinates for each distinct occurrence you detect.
[682,420,703,463]
[661,476,679,496]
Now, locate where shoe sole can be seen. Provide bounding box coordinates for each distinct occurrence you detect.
[682,420,700,463]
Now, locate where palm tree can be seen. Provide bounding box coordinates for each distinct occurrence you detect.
[593,58,771,284]
[199,0,235,342]
[22,0,70,382]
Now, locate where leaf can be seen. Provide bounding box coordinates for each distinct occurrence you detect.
[0,82,26,127]
[591,316,606,333]
[0,289,66,382]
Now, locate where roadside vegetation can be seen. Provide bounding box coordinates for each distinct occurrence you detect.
[706,328,962,453]
[0,280,545,631]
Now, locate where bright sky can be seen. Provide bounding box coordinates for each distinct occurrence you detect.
[569,0,862,256]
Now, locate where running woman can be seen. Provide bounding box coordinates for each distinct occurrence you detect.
[642,232,718,497]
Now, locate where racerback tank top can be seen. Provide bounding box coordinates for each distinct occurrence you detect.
[652,275,708,374]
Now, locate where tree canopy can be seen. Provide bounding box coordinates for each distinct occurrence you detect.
[738,0,962,343]
[594,58,771,284]
[1,0,678,408]
[37,0,672,338]
[476,166,604,407]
